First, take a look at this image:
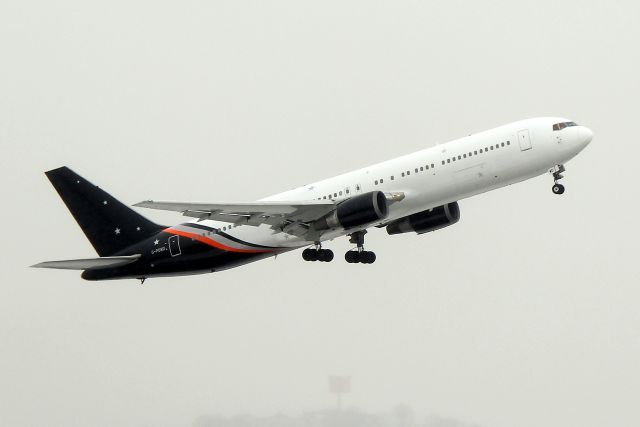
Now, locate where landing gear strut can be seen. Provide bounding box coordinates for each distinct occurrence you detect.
[302,242,334,262]
[345,230,376,264]
[550,164,566,195]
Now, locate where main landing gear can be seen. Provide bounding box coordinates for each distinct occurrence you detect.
[302,243,334,262]
[345,230,376,264]
[301,231,377,264]
[550,164,566,195]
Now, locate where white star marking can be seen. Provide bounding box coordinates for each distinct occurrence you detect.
[136,226,141,231]
[103,200,108,205]
[154,239,159,245]
[76,180,80,184]
[114,228,120,235]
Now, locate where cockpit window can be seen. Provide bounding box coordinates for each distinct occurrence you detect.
[552,121,578,131]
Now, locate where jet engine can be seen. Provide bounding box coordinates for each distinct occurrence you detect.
[316,191,388,230]
[386,202,460,235]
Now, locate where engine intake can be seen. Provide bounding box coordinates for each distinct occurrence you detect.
[386,202,460,235]
[316,191,388,230]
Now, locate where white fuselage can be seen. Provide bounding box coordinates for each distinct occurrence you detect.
[200,117,592,250]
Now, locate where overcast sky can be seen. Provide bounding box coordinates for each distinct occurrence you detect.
[1,1,639,426]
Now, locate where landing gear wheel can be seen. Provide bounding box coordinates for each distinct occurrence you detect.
[303,247,333,262]
[361,251,376,264]
[345,251,359,263]
[552,183,565,195]
[318,249,334,262]
[345,250,376,264]
[302,248,317,261]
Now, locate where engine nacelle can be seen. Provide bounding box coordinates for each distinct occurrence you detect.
[316,191,389,230]
[386,202,460,235]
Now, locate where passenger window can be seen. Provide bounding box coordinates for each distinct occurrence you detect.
[507,141,510,145]
[334,193,337,197]
[415,168,418,173]
[490,146,494,150]
[420,166,424,171]
[401,172,405,177]
[391,176,394,180]
[457,155,461,160]
[425,165,429,170]
[375,180,378,185]
[452,157,456,162]
[463,154,467,158]
[474,150,478,155]
[501,142,505,147]
[380,179,384,184]
[442,160,445,165]
[431,163,435,168]
[407,171,411,175]
[346,189,350,194]
[339,191,343,195]
[447,159,451,163]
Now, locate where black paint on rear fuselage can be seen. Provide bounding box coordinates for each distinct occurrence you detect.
[81,230,277,281]
[45,167,280,281]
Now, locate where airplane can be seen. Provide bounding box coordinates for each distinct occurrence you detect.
[33,117,593,282]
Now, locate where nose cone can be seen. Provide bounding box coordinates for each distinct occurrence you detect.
[578,126,593,147]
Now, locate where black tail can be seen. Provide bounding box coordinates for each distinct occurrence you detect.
[45,166,164,256]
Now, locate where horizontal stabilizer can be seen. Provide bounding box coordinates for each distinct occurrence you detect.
[31,254,141,270]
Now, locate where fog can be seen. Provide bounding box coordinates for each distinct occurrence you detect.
[1,1,639,426]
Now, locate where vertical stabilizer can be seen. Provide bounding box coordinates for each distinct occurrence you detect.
[45,167,163,256]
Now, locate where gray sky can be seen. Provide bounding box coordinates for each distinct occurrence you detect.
[1,1,639,426]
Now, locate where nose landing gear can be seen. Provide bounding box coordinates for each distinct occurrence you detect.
[550,164,566,195]
[345,230,376,264]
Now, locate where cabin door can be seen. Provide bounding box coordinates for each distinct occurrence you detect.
[518,129,532,151]
[168,235,181,257]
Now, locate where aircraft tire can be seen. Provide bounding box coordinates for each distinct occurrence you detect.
[552,183,565,194]
[362,251,376,264]
[302,248,318,261]
[345,251,358,263]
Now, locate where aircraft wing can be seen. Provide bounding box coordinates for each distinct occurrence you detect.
[133,200,337,237]
[31,254,142,270]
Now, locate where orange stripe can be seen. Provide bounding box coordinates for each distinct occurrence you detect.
[164,228,274,254]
